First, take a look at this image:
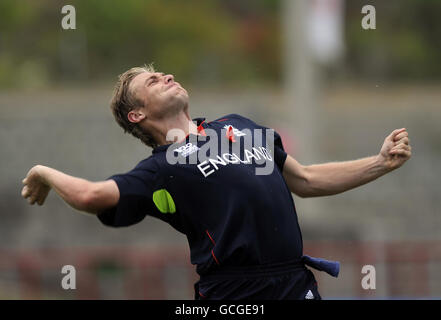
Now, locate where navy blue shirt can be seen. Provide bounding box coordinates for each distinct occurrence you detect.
[98,114,303,276]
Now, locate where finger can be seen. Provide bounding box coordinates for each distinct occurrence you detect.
[30,193,40,205]
[22,178,27,185]
[401,150,411,158]
[28,196,37,205]
[390,147,410,156]
[390,143,409,151]
[21,186,31,198]
[395,137,410,145]
[37,193,48,206]
[394,131,408,141]
[393,141,410,150]
[389,149,411,157]
[388,128,406,139]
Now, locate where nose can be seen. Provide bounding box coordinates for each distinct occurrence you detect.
[164,74,174,83]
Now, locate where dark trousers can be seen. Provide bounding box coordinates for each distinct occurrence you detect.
[195,259,321,300]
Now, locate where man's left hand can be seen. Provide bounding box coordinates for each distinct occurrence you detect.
[378,128,412,170]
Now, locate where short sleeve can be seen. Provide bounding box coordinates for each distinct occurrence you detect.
[97,162,158,227]
[273,130,288,172]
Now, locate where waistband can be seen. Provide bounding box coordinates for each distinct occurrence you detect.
[200,258,306,282]
[199,255,340,282]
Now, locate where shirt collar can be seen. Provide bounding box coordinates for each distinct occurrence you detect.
[152,117,206,154]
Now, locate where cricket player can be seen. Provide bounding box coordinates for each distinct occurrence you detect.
[21,65,411,299]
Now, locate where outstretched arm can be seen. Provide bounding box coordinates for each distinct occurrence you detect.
[21,165,119,214]
[283,128,412,198]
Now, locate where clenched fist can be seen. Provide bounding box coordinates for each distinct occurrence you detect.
[21,165,51,206]
[378,128,412,170]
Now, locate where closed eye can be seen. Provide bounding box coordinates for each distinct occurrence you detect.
[147,78,157,86]
[145,75,160,87]
[145,73,165,87]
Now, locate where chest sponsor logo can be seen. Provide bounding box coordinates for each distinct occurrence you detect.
[166,127,276,176]
[197,147,273,178]
[173,143,200,157]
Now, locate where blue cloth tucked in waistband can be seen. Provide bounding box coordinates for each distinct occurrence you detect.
[301,255,340,278]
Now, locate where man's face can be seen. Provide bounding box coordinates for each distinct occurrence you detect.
[130,71,189,120]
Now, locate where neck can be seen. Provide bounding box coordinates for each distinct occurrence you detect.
[148,110,198,146]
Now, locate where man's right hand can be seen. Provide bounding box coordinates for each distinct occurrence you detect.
[21,165,51,206]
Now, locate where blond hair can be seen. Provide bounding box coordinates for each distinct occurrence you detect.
[110,64,158,148]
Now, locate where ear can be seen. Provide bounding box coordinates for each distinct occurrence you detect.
[127,109,146,124]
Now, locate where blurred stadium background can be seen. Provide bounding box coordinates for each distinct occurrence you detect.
[1,0,440,299]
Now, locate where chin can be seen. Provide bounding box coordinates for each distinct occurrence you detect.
[175,90,189,104]
[162,96,188,116]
